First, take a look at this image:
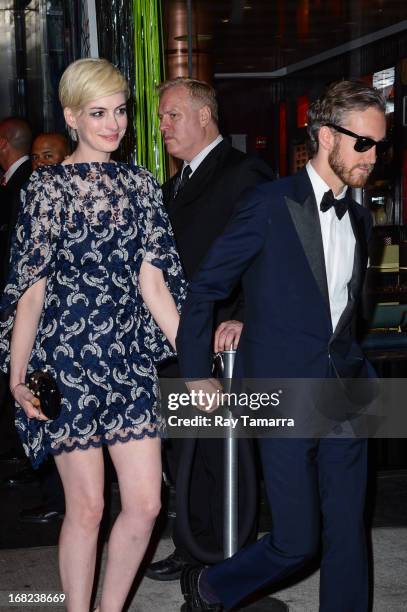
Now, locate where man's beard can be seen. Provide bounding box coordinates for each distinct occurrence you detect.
[328,141,374,188]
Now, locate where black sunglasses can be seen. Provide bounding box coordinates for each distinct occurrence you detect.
[325,123,390,155]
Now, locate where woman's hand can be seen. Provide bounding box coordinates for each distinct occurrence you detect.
[11,384,48,421]
[139,260,180,350]
[10,277,47,421]
[185,377,223,413]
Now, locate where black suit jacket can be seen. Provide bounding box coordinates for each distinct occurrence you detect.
[177,167,375,383]
[163,138,274,328]
[0,158,32,290]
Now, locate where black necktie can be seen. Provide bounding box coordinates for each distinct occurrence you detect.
[320,189,348,220]
[174,165,192,198]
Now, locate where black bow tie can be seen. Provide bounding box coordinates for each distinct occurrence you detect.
[174,165,192,198]
[320,189,349,220]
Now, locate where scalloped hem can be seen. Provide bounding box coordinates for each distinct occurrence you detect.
[29,428,164,469]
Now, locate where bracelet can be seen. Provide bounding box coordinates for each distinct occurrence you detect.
[11,382,25,396]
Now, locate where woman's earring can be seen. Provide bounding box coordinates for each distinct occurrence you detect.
[66,125,78,142]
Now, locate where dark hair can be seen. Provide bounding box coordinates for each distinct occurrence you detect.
[306,80,386,156]
[157,77,218,123]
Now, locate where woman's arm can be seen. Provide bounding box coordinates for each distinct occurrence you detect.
[139,260,179,350]
[10,277,48,420]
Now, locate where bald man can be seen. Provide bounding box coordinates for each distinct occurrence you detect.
[0,116,32,289]
[0,117,32,462]
[0,117,32,175]
[31,132,69,171]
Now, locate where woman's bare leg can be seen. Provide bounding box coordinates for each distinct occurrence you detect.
[99,437,161,612]
[54,446,104,612]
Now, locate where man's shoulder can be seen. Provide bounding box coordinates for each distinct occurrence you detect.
[221,142,274,176]
[233,175,296,217]
[7,158,32,192]
[230,174,302,225]
[251,173,296,197]
[161,140,275,203]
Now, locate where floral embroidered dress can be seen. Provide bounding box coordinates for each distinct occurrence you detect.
[0,162,186,468]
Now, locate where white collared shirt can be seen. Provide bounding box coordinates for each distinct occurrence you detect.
[181,135,223,177]
[306,161,356,332]
[3,155,30,185]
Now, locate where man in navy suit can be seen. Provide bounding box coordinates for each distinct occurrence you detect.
[177,80,388,611]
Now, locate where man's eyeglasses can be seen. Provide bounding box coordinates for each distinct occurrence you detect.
[325,123,390,155]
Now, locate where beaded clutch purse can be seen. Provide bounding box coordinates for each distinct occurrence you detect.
[28,370,61,421]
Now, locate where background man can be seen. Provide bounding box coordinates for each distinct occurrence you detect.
[177,80,387,611]
[1,129,68,523]
[31,132,69,171]
[147,77,274,581]
[0,117,32,463]
[0,117,32,290]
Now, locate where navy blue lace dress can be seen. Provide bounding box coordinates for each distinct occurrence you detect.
[0,162,186,468]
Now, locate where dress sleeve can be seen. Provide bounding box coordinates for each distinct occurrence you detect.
[137,170,187,363]
[0,171,62,372]
[142,172,187,311]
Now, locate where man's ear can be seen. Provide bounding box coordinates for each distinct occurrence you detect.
[63,107,77,130]
[199,105,211,127]
[0,136,8,151]
[318,125,335,153]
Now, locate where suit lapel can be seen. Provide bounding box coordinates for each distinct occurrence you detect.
[165,140,230,215]
[285,169,330,310]
[164,173,180,211]
[286,169,369,340]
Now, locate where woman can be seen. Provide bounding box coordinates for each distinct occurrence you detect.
[0,58,185,612]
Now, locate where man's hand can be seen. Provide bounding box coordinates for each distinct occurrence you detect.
[214,320,243,353]
[185,377,223,413]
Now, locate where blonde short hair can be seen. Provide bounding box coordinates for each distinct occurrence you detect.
[59,58,129,112]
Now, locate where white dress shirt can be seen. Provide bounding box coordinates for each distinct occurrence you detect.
[306,161,355,332]
[3,155,30,185]
[181,135,223,178]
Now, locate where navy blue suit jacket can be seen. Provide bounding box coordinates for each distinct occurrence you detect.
[176,167,373,382]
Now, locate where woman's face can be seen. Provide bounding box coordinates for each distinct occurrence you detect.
[65,91,127,161]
